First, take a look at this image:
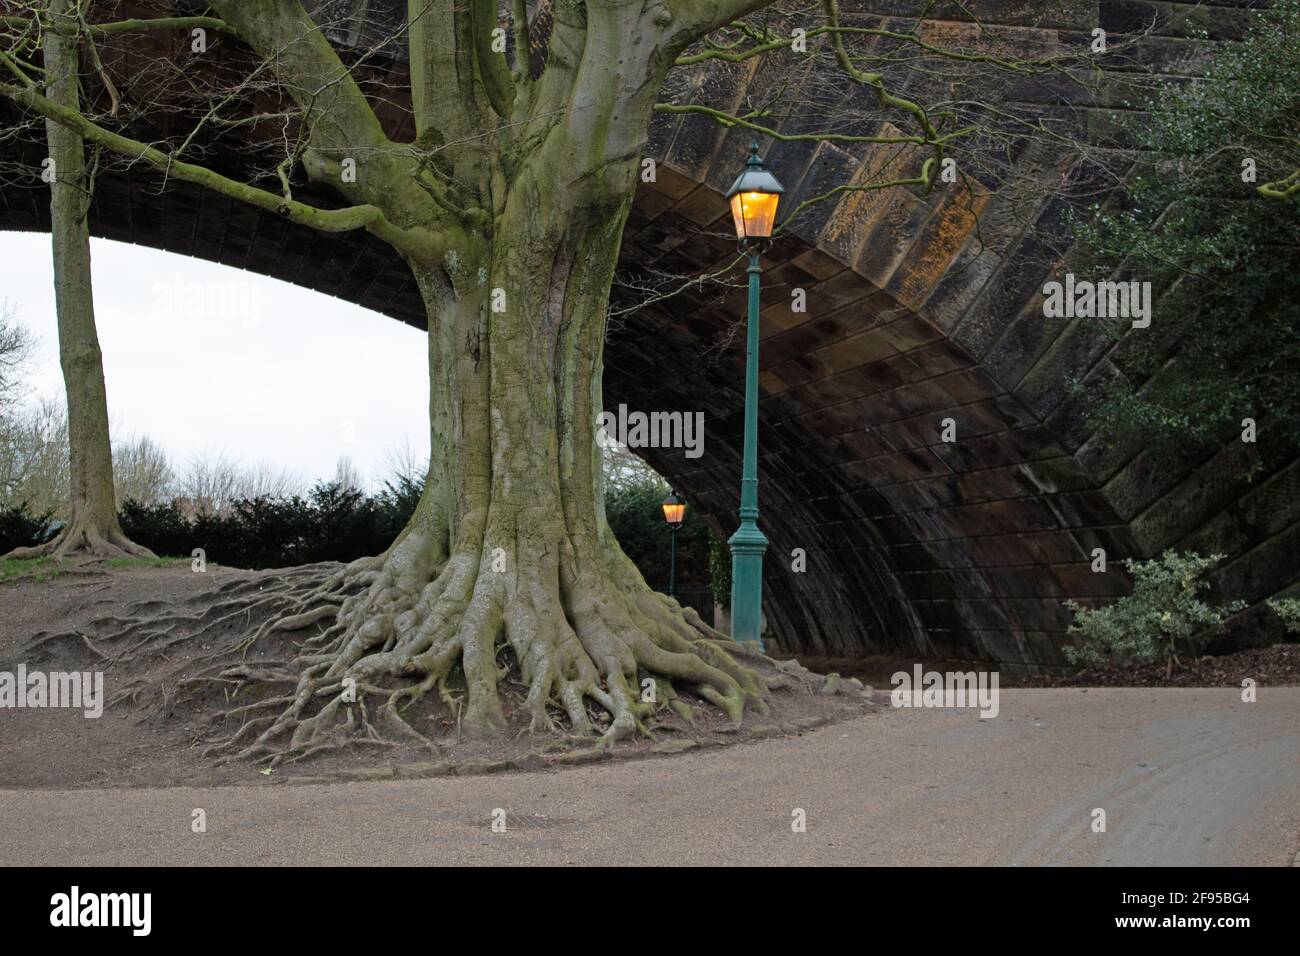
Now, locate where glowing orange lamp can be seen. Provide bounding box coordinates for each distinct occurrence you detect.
[725,142,784,240]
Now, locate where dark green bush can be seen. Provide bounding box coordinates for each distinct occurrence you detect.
[0,502,53,554]
[13,469,718,604]
[118,478,423,569]
[603,473,717,594]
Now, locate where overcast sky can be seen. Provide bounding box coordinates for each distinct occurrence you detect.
[1,230,430,491]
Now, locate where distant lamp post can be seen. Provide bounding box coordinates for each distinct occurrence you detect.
[661,491,686,596]
[725,142,783,650]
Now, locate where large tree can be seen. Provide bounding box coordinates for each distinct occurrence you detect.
[0,0,1092,759]
[4,0,152,559]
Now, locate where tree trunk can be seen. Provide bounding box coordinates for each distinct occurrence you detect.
[198,2,768,760]
[6,0,151,561]
[226,163,769,760]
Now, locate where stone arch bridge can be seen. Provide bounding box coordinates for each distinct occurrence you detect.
[2,0,1295,669]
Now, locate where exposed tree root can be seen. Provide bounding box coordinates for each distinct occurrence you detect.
[67,526,775,769]
[15,472,779,771]
[4,516,154,562]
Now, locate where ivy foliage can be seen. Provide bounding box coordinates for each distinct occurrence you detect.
[1071,0,1300,452]
[1266,597,1300,634]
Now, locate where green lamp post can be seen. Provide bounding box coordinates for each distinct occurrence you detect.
[724,142,783,649]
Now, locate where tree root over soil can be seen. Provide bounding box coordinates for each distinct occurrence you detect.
[5,517,155,562]
[44,537,781,770]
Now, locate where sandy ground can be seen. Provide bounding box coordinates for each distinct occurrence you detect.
[2,687,1297,866]
[0,564,871,788]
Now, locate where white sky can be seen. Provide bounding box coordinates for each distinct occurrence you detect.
[1,230,430,491]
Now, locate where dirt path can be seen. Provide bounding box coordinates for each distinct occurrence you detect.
[0,564,873,786]
[3,687,1296,866]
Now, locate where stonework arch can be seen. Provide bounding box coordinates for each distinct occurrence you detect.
[2,0,1294,667]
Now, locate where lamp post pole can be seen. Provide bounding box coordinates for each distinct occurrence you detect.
[724,142,783,651]
[668,523,679,597]
[728,253,768,648]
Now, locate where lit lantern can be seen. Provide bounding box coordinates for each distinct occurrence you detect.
[661,492,686,526]
[661,491,686,597]
[725,142,784,240]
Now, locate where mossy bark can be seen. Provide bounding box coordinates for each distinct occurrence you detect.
[239,171,767,753]
[208,1,772,758]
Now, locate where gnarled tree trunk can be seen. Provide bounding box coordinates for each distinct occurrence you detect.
[227,166,768,759]
[208,1,770,760]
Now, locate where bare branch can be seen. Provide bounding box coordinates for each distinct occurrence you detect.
[0,15,236,37]
[0,76,442,260]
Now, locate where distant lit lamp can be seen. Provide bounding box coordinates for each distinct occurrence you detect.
[724,142,783,650]
[661,491,686,596]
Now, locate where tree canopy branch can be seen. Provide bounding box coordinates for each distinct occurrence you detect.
[664,0,773,48]
[470,0,516,120]
[0,14,237,37]
[407,0,485,154]
[1,77,445,261]
[208,1,389,163]
[653,102,953,147]
[677,21,1040,70]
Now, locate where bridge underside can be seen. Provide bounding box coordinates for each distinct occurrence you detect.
[3,0,1296,668]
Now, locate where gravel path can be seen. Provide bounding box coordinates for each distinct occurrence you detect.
[3,688,1297,866]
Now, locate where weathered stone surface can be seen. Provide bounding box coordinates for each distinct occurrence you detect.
[649,739,700,755]
[888,185,991,311]
[340,767,395,782]
[395,761,450,778]
[792,716,829,731]
[451,758,512,776]
[553,748,608,766]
